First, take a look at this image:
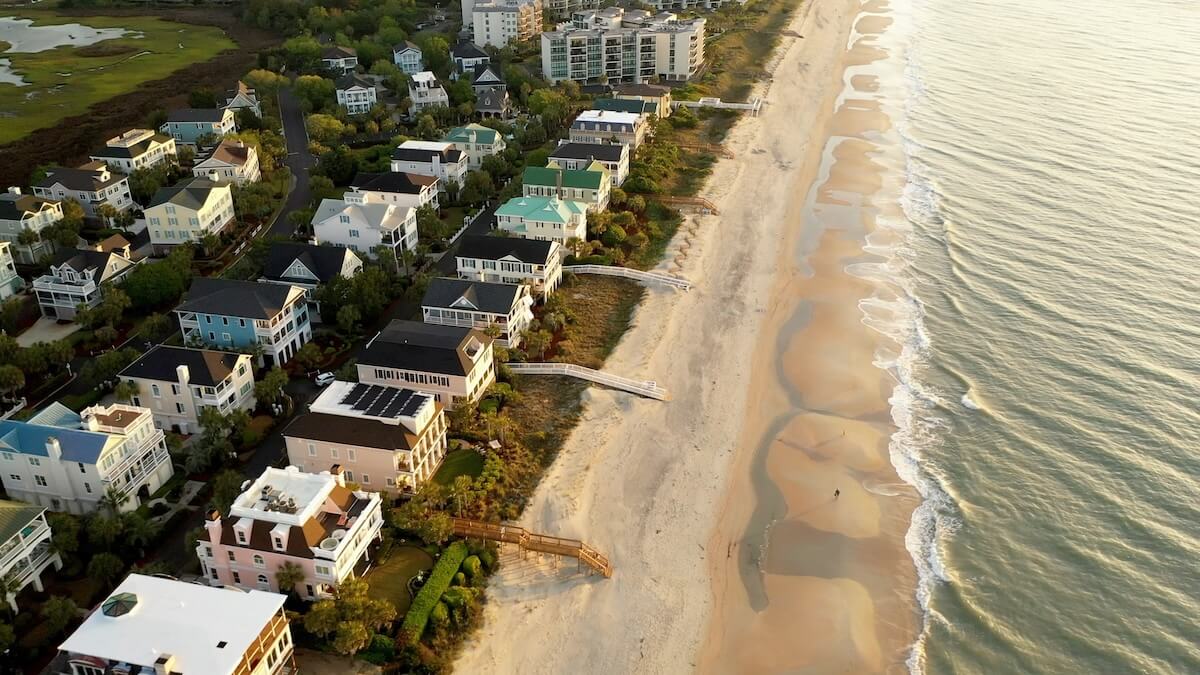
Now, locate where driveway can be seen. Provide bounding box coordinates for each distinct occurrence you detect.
[16,316,81,347]
[270,86,317,238]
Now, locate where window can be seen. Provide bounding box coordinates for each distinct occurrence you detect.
[70,665,104,675]
[210,567,219,580]
[176,402,186,414]
[348,229,360,238]
[171,384,181,396]
[227,550,236,561]
[314,564,332,578]
[151,384,161,398]
[344,470,354,482]
[78,462,86,473]
[8,474,20,482]
[257,574,270,590]
[253,554,265,568]
[307,443,316,457]
[204,546,213,558]
[361,474,370,484]
[29,457,40,466]
[84,482,92,494]
[347,449,357,462]
[232,571,241,584]
[330,448,339,459]
[273,535,284,550]
[34,475,47,487]
[236,529,247,544]
[339,214,350,224]
[386,477,395,487]
[222,332,231,343]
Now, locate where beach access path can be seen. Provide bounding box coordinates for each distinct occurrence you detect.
[451,0,863,671]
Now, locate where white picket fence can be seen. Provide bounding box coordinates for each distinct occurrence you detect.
[506,363,668,401]
[567,264,692,291]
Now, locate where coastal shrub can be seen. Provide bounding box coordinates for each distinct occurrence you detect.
[601,225,627,247]
[479,547,497,572]
[453,572,466,586]
[430,601,450,628]
[461,555,482,579]
[400,540,468,643]
[567,254,613,266]
[358,633,395,664]
[442,586,475,609]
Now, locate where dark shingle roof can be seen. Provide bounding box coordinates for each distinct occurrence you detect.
[148,177,223,210]
[390,146,465,164]
[336,73,376,91]
[51,249,130,282]
[549,142,625,163]
[322,45,357,59]
[119,345,244,387]
[358,320,490,377]
[421,277,521,315]
[475,86,509,113]
[0,500,46,544]
[91,133,174,160]
[470,64,505,88]
[451,43,489,61]
[455,235,555,265]
[166,108,230,123]
[178,278,297,320]
[35,166,126,192]
[350,171,437,195]
[592,98,657,115]
[262,242,358,284]
[283,412,421,451]
[0,193,56,221]
[613,83,671,97]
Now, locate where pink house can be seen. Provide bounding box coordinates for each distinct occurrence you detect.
[197,465,384,600]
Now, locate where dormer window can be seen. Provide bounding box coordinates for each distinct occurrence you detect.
[236,529,247,544]
[273,536,284,551]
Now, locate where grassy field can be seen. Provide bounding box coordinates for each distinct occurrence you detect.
[0,12,235,143]
[433,448,486,486]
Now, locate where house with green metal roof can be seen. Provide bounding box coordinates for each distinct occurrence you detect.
[495,195,588,245]
[521,160,611,212]
[442,123,507,169]
[0,499,61,612]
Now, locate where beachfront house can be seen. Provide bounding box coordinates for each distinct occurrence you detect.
[393,41,424,74]
[549,141,630,186]
[88,128,178,174]
[32,247,136,321]
[160,108,237,146]
[390,141,469,191]
[421,277,535,347]
[261,241,363,322]
[612,82,673,117]
[0,188,61,264]
[225,80,263,118]
[31,163,133,220]
[311,197,419,261]
[55,574,295,675]
[348,171,440,210]
[455,235,563,299]
[192,139,262,185]
[592,97,659,117]
[335,73,378,115]
[198,465,384,599]
[569,109,649,149]
[175,278,312,367]
[521,160,611,211]
[357,320,496,408]
[119,345,257,435]
[443,123,507,169]
[321,45,359,74]
[408,71,450,113]
[0,501,62,613]
[495,195,588,244]
[284,380,449,494]
[0,402,174,515]
[145,176,236,254]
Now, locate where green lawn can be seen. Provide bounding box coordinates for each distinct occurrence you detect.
[367,546,434,615]
[433,448,485,486]
[0,12,235,143]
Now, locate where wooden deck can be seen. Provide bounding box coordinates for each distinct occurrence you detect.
[452,518,613,578]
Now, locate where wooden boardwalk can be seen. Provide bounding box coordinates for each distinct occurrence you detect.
[452,518,613,578]
[656,195,722,215]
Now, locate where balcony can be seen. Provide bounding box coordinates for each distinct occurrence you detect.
[7,541,56,585]
[0,519,51,572]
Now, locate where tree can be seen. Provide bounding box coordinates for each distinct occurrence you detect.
[523,329,552,360]
[306,114,348,144]
[128,166,169,206]
[0,364,24,397]
[415,114,438,140]
[416,35,450,76]
[189,87,219,108]
[460,170,494,206]
[99,484,130,516]
[113,380,137,403]
[47,512,81,560]
[255,367,289,406]
[86,552,125,590]
[294,341,323,371]
[390,484,453,545]
[122,248,193,312]
[211,470,245,516]
[41,595,80,636]
[302,578,396,655]
[121,512,160,558]
[94,325,119,346]
[275,561,305,597]
[140,312,172,341]
[0,573,22,613]
[243,69,289,98]
[450,475,474,516]
[294,75,336,113]
[336,304,361,336]
[0,621,13,654]
[315,145,359,184]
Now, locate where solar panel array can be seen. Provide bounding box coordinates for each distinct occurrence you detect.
[339,383,426,419]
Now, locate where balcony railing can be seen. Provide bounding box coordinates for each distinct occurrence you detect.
[0,520,50,571]
[9,542,55,585]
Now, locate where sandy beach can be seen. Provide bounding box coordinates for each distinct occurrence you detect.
[453,0,917,672]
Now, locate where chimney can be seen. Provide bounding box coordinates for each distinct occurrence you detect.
[207,171,220,183]
[330,464,345,487]
[6,187,19,196]
[45,437,62,460]
[154,654,177,675]
[205,509,222,544]
[176,365,190,388]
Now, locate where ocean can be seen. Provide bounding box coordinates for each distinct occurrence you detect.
[858,0,1200,671]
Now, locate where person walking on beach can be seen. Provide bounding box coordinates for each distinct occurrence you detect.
[834,489,841,500]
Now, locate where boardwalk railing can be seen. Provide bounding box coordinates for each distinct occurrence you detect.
[566,264,692,291]
[452,518,613,577]
[654,196,721,215]
[675,142,736,159]
[506,362,668,401]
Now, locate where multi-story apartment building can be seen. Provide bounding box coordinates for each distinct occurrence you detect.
[393,41,424,74]
[32,247,136,321]
[0,501,61,613]
[348,171,440,210]
[494,195,588,244]
[472,0,543,49]
[88,128,177,174]
[0,242,23,301]
[542,0,600,20]
[261,242,363,322]
[145,176,236,254]
[0,402,174,515]
[160,108,237,146]
[357,320,496,408]
[0,187,61,264]
[522,160,611,211]
[548,141,630,186]
[284,380,449,494]
[335,73,378,115]
[541,9,705,84]
[175,278,312,367]
[32,162,133,220]
[390,141,469,190]
[569,109,649,148]
[443,123,507,169]
[312,197,418,261]
[455,235,563,299]
[56,574,295,675]
[421,277,534,347]
[408,71,450,113]
[197,465,384,599]
[119,346,257,435]
[192,139,262,186]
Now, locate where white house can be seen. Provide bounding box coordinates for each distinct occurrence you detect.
[393,41,424,75]
[442,123,506,169]
[145,176,236,253]
[119,346,257,435]
[455,235,563,299]
[472,0,542,48]
[0,501,62,613]
[408,71,450,113]
[261,242,363,321]
[348,171,440,210]
[321,45,359,74]
[549,141,630,186]
[451,42,491,76]
[390,141,469,191]
[0,187,61,264]
[569,109,649,149]
[192,139,261,185]
[0,242,22,301]
[312,197,418,262]
[357,320,496,409]
[32,162,133,220]
[225,80,263,118]
[89,129,177,174]
[335,73,378,115]
[32,247,136,321]
[494,195,588,244]
[0,402,174,515]
[421,277,534,347]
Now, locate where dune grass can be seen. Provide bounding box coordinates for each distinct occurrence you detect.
[0,12,234,143]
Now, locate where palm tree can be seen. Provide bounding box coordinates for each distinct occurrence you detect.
[122,513,160,558]
[275,562,305,597]
[99,485,130,516]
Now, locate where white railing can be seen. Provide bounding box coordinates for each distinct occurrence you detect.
[506,362,668,401]
[566,264,692,290]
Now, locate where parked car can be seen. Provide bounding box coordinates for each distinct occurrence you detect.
[314,372,336,387]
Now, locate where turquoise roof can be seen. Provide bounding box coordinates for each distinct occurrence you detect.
[444,124,500,146]
[495,196,587,225]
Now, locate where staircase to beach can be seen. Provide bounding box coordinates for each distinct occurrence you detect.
[452,518,614,578]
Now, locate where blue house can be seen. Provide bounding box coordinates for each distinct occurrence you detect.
[160,108,237,146]
[393,41,424,75]
[175,278,312,367]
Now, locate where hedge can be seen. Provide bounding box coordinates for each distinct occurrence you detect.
[400,541,468,643]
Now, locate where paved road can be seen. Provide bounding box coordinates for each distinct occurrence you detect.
[271,87,317,238]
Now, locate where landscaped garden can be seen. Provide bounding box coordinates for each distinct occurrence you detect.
[365,545,434,615]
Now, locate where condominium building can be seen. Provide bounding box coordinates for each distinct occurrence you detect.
[422,277,535,347]
[357,320,496,408]
[32,162,133,220]
[541,8,705,84]
[32,247,136,321]
[541,0,599,20]
[472,0,543,49]
[0,402,174,515]
[455,235,563,299]
[119,346,257,435]
[88,128,177,174]
[284,380,449,494]
[145,176,236,254]
[494,195,588,244]
[0,187,61,264]
[408,71,450,113]
[56,574,295,675]
[0,501,61,613]
[197,465,384,599]
[175,278,312,367]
